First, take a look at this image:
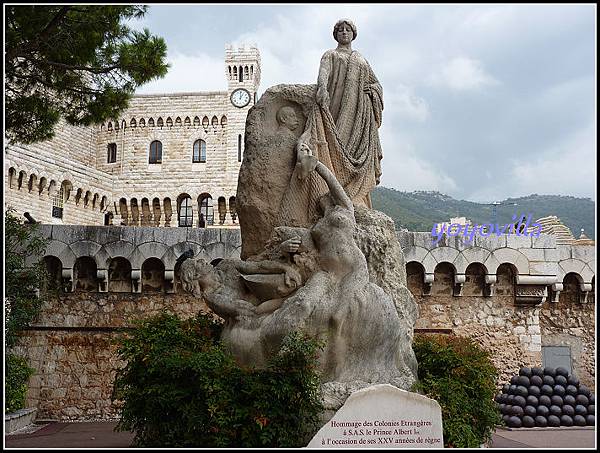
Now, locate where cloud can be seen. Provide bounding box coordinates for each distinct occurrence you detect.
[135,52,227,94]
[428,56,500,91]
[385,85,430,122]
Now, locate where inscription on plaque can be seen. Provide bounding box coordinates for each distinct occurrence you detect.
[307,384,443,448]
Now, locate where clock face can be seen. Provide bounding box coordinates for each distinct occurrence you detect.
[231,88,251,108]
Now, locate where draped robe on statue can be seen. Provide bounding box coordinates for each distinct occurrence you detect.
[277,49,383,228]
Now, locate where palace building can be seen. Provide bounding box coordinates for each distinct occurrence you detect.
[5,45,261,228]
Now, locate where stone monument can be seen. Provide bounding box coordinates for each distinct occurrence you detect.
[182,18,419,418]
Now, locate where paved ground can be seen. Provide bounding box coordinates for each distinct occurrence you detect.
[5,422,597,448]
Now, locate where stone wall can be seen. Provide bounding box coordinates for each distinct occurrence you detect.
[11,226,596,420]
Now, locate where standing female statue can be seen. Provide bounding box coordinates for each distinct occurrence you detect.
[315,18,384,208]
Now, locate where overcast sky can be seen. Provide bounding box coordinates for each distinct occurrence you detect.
[131,3,596,203]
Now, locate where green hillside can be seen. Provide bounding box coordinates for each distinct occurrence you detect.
[371,187,596,239]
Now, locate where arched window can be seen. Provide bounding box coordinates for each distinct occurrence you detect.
[193,139,207,163]
[108,257,132,292]
[198,194,214,226]
[142,258,165,293]
[178,195,193,227]
[238,134,242,162]
[52,185,65,219]
[107,143,117,163]
[149,140,162,164]
[238,65,243,82]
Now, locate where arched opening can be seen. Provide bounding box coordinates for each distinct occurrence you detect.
[157,117,164,127]
[193,116,200,127]
[198,193,214,226]
[28,174,37,193]
[38,176,47,195]
[175,117,182,126]
[104,212,114,226]
[233,66,238,80]
[406,261,425,297]
[92,193,99,210]
[18,170,26,190]
[84,190,91,208]
[42,256,62,293]
[559,273,582,305]
[139,118,145,128]
[130,118,137,128]
[142,258,165,293]
[238,65,243,82]
[75,188,83,206]
[8,167,17,189]
[185,116,191,127]
[152,198,161,226]
[218,196,227,224]
[131,198,140,225]
[211,116,218,127]
[51,185,65,219]
[496,263,517,297]
[464,263,487,296]
[166,117,173,127]
[108,257,132,292]
[60,180,72,202]
[163,197,172,227]
[119,198,129,225]
[229,196,237,223]
[177,194,193,227]
[141,198,151,226]
[432,262,455,296]
[244,66,249,80]
[148,117,155,127]
[73,257,98,292]
[202,116,209,128]
[220,115,227,127]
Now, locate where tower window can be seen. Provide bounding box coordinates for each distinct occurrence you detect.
[149,140,162,164]
[107,143,117,163]
[193,139,207,163]
[239,65,243,82]
[238,134,242,162]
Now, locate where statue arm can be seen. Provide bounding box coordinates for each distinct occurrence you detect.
[204,291,257,319]
[314,161,353,212]
[233,259,302,288]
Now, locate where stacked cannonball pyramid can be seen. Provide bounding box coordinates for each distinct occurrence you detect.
[496,367,595,428]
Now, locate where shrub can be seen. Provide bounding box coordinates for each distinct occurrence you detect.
[6,354,35,413]
[113,312,324,447]
[412,334,502,447]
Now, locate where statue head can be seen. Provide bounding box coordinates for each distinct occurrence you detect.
[276,106,299,131]
[180,257,219,297]
[333,19,357,43]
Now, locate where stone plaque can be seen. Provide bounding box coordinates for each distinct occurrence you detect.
[307,384,443,448]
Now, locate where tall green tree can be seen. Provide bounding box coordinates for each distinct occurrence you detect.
[5,5,169,144]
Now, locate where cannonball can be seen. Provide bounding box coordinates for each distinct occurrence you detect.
[578,385,591,398]
[560,415,573,426]
[503,384,511,394]
[502,404,512,415]
[535,415,547,427]
[513,396,527,409]
[516,386,529,398]
[566,385,578,396]
[585,415,595,426]
[555,375,568,387]
[498,403,505,413]
[522,415,535,428]
[495,394,503,403]
[532,367,544,377]
[541,385,554,396]
[564,395,576,406]
[530,375,543,387]
[537,405,550,417]
[575,405,588,416]
[562,404,575,417]
[499,393,508,404]
[573,415,587,426]
[517,376,530,387]
[550,395,563,407]
[524,405,537,417]
[553,385,566,397]
[519,367,532,377]
[588,394,594,405]
[509,384,518,395]
[507,395,515,404]
[539,395,552,407]
[510,375,520,385]
[528,385,541,397]
[547,415,560,427]
[567,374,580,386]
[512,405,524,417]
[549,405,562,417]
[542,375,555,386]
[508,416,522,428]
[526,395,539,407]
[576,395,589,406]
[543,367,556,377]
[502,414,511,424]
[587,404,595,414]
[556,367,569,377]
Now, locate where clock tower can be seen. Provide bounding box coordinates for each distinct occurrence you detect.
[225,44,260,191]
